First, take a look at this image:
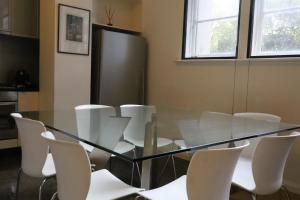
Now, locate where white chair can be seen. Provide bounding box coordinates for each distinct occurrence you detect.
[41,132,143,200]
[137,141,249,200]
[175,112,232,149]
[11,113,56,200]
[233,112,281,159]
[75,105,138,183]
[121,105,173,148]
[120,105,176,179]
[75,105,135,155]
[232,132,300,200]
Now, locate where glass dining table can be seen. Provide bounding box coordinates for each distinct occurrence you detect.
[21,106,300,189]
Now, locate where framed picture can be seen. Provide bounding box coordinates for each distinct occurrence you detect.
[58,4,91,55]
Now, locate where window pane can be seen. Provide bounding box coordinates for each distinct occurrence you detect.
[193,19,238,57]
[251,0,300,56]
[261,11,300,55]
[196,0,239,21]
[184,0,240,58]
[264,0,300,11]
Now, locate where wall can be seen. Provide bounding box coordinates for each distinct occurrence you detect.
[92,0,142,31]
[142,0,300,193]
[40,0,92,111]
[54,0,92,110]
[39,0,55,110]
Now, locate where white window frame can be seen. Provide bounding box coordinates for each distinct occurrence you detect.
[182,0,241,59]
[250,0,300,57]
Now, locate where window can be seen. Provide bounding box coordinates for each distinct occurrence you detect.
[182,0,241,59]
[250,0,300,57]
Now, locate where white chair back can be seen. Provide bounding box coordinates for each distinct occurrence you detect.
[11,113,48,177]
[233,112,281,159]
[75,105,116,144]
[186,141,249,200]
[252,132,300,195]
[42,132,91,200]
[234,112,281,122]
[120,105,156,144]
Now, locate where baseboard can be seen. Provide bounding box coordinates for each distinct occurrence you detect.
[284,179,300,194]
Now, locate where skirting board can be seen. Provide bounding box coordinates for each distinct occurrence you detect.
[0,139,18,150]
[284,180,300,194]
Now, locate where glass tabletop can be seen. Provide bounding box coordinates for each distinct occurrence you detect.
[21,105,300,162]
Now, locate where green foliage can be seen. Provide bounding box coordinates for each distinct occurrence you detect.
[210,20,238,53]
[262,12,300,52]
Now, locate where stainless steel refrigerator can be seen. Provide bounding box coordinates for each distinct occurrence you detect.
[91,26,147,106]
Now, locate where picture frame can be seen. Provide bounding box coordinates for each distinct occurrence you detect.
[58,4,91,56]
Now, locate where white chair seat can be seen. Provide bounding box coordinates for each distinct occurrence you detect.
[130,137,173,148]
[232,156,256,192]
[42,153,56,178]
[87,169,142,200]
[114,141,135,154]
[138,175,188,200]
[174,139,186,149]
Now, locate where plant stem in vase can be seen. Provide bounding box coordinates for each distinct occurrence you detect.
[105,5,115,26]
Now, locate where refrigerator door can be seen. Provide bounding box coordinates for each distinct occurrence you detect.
[94,30,146,106]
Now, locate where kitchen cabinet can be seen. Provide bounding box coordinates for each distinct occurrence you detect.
[0,0,39,38]
[0,0,9,32]
[18,92,39,112]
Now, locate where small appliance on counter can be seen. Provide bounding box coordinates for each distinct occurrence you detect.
[15,70,32,90]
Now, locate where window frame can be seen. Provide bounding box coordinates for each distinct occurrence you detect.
[181,0,243,60]
[248,0,300,58]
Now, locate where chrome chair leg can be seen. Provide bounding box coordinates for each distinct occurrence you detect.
[135,162,141,178]
[157,155,177,182]
[131,162,135,185]
[171,155,177,179]
[281,186,291,200]
[251,193,257,200]
[131,149,141,185]
[39,178,49,200]
[15,168,22,200]
[50,192,58,200]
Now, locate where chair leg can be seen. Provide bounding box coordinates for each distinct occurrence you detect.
[250,193,257,200]
[281,186,291,200]
[131,162,135,185]
[50,192,58,200]
[135,162,141,178]
[15,168,22,200]
[39,178,48,200]
[171,155,177,179]
[157,155,177,182]
[157,155,171,181]
[131,148,141,185]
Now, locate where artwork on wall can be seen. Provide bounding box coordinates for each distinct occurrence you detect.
[58,4,91,55]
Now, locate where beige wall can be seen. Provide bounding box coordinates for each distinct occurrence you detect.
[142,0,300,193]
[39,0,55,110]
[92,0,142,31]
[40,0,92,111]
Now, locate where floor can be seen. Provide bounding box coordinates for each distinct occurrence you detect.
[0,148,299,200]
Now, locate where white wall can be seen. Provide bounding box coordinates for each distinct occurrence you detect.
[141,0,300,193]
[92,0,142,31]
[53,0,92,111]
[40,0,92,111]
